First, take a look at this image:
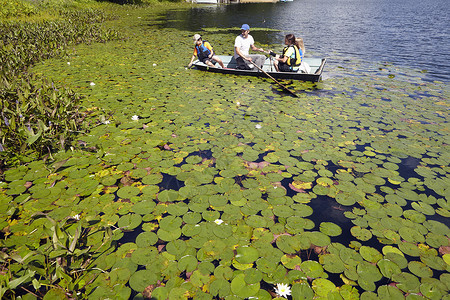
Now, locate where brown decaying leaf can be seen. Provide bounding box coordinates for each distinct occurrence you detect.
[439,245,450,255]
[289,183,306,193]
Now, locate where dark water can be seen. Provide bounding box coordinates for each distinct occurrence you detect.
[165,0,449,82]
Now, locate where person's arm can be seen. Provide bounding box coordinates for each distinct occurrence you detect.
[277,55,288,63]
[276,47,291,63]
[250,44,265,53]
[187,55,196,68]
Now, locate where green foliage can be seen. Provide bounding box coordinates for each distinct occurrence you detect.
[0,3,449,300]
[0,0,36,19]
[0,214,113,299]
[0,8,120,166]
[0,75,84,161]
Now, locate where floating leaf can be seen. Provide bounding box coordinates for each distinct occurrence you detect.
[408,261,433,278]
[300,260,324,279]
[351,226,373,241]
[230,273,259,298]
[377,285,404,299]
[360,246,383,263]
[319,222,342,237]
[377,259,401,279]
[235,246,259,264]
[128,269,158,292]
[117,214,142,230]
[312,278,336,297]
[320,254,345,273]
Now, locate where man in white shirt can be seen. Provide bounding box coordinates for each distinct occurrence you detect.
[234,24,267,70]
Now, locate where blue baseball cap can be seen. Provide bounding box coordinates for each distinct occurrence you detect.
[241,24,250,31]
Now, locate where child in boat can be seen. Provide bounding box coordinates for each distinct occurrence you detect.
[188,34,225,69]
[273,34,302,72]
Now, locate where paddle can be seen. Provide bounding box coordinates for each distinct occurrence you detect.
[247,60,298,98]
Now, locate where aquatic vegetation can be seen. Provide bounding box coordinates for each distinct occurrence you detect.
[0,0,36,18]
[0,8,121,165]
[1,5,449,300]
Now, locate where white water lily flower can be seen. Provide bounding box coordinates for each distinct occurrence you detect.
[214,219,224,225]
[67,62,70,65]
[255,124,262,129]
[104,120,110,124]
[131,115,139,121]
[274,283,291,298]
[153,63,157,66]
[90,82,95,86]
[236,101,241,106]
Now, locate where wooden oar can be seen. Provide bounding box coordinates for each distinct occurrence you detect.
[248,60,298,98]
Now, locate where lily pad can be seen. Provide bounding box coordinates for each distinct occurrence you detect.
[319,222,342,237]
[351,226,373,241]
[230,273,259,298]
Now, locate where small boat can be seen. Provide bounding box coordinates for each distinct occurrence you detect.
[191,55,326,82]
[195,0,218,3]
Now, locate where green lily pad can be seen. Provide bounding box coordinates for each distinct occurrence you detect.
[158,189,179,202]
[300,260,324,279]
[408,261,433,278]
[357,261,382,285]
[167,202,189,216]
[210,278,231,298]
[392,272,420,293]
[398,241,420,257]
[178,255,198,272]
[319,222,342,237]
[157,227,181,242]
[135,231,158,247]
[312,278,336,297]
[419,278,447,300]
[276,235,301,254]
[377,285,404,299]
[128,269,158,292]
[117,186,140,199]
[131,200,156,215]
[360,246,383,263]
[281,254,302,269]
[291,282,314,300]
[130,247,158,265]
[377,259,402,279]
[320,253,346,273]
[117,214,142,230]
[235,246,259,264]
[230,273,259,298]
[351,226,373,241]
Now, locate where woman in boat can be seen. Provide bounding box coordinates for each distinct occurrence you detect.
[188,34,225,69]
[273,34,303,72]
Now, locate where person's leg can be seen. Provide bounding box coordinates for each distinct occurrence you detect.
[273,60,279,72]
[236,57,251,70]
[278,63,292,72]
[212,56,225,68]
[249,55,266,69]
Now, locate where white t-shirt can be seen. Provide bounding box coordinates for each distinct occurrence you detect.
[234,34,254,59]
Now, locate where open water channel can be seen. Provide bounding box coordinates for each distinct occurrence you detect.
[4,1,449,298]
[166,0,450,82]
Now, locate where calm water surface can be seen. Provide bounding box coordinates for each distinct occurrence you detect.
[165,0,449,82]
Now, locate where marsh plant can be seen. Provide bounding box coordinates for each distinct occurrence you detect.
[0,214,114,298]
[0,8,120,167]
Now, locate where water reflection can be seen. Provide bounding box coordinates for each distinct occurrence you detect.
[164,0,449,81]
